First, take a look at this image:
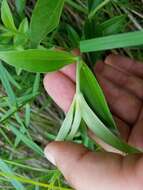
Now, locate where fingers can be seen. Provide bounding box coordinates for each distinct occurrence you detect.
[97,55,143,149]
[95,73,142,125]
[44,72,75,113]
[60,64,76,82]
[129,107,143,149]
[43,49,79,112]
[44,142,123,190]
[95,61,143,100]
[105,54,143,79]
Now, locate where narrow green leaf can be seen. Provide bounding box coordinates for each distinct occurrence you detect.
[0,158,25,190]
[79,93,141,154]
[15,0,26,16]
[88,0,110,19]
[25,103,31,127]
[30,0,65,47]
[5,68,21,90]
[18,18,29,33]
[66,0,87,13]
[0,171,71,190]
[1,0,17,31]
[56,97,75,141]
[0,64,17,106]
[0,93,39,123]
[80,30,143,52]
[0,49,77,73]
[67,97,81,140]
[80,62,117,134]
[14,113,28,147]
[88,0,102,12]
[99,15,127,35]
[33,73,41,94]
[9,125,44,156]
[0,128,13,146]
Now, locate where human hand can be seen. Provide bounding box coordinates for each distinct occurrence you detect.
[43,53,143,190]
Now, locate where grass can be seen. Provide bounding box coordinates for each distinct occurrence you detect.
[0,0,143,189]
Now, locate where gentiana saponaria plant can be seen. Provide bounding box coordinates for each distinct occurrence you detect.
[1,0,143,156]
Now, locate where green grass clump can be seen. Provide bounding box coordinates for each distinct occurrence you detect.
[0,0,143,189]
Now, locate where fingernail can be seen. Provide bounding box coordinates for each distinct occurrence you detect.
[44,147,56,166]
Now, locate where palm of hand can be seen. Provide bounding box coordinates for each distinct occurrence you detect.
[44,54,143,190]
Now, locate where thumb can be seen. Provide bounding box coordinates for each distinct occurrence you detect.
[44,142,122,190]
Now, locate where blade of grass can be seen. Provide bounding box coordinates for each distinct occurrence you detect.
[56,97,75,141]
[0,63,17,106]
[0,171,71,190]
[0,159,25,190]
[33,73,41,94]
[0,93,39,123]
[80,30,143,52]
[14,113,29,147]
[65,0,87,14]
[4,160,51,172]
[0,128,13,146]
[9,125,44,156]
[25,103,31,127]
[88,0,111,20]
[5,68,21,90]
[67,97,81,140]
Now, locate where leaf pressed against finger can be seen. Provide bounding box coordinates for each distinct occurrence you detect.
[0,49,77,73]
[80,62,117,133]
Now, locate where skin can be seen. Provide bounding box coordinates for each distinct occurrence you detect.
[44,53,143,190]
